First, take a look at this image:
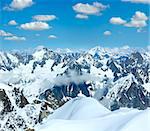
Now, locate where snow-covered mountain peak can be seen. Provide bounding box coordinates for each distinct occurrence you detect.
[88,46,106,57]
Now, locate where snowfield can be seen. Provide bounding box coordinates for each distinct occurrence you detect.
[36,97,150,131]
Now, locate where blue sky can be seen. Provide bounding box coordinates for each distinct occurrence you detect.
[0,0,149,50]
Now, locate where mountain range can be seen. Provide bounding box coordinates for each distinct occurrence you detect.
[0,46,150,130]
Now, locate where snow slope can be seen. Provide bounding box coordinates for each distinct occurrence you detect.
[36,97,150,131]
[45,97,110,120]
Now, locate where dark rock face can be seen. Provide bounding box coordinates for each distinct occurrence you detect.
[124,83,149,109]
[52,82,91,100]
[0,53,15,71]
[3,113,27,131]
[39,88,66,110]
[39,82,91,103]
[0,85,55,130]
[131,52,143,64]
[110,82,150,110]
[12,88,29,108]
[93,61,103,68]
[0,87,29,130]
[14,53,33,65]
[64,62,82,76]
[107,60,120,74]
[94,52,100,60]
[20,92,29,108]
[110,100,120,111]
[0,89,13,114]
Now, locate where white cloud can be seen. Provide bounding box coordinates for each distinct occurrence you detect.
[8,20,18,25]
[4,36,26,41]
[33,15,56,21]
[132,11,148,21]
[73,2,108,19]
[104,31,112,36]
[48,35,57,39]
[110,11,148,31]
[0,30,13,36]
[4,0,34,11]
[122,0,150,4]
[110,17,127,25]
[124,11,148,28]
[0,29,26,41]
[75,14,88,19]
[125,20,147,28]
[20,22,51,31]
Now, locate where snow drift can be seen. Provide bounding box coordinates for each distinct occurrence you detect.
[45,97,110,120]
[36,97,150,131]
